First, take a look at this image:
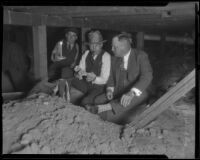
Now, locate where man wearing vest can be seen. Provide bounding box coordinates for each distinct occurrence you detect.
[86,32,153,124]
[48,27,79,82]
[58,30,111,107]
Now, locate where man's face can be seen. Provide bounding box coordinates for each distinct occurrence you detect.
[65,31,77,44]
[112,37,129,57]
[89,43,103,54]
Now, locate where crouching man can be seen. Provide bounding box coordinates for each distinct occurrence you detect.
[87,32,153,124]
[58,30,111,107]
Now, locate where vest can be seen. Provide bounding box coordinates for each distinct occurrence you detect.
[85,50,104,76]
[62,39,77,64]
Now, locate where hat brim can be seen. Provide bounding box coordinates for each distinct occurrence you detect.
[84,40,107,45]
[64,28,79,35]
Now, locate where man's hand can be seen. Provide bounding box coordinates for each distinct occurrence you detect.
[75,70,86,80]
[52,53,66,62]
[120,91,135,108]
[75,73,82,80]
[86,72,96,82]
[51,52,57,62]
[106,90,113,100]
[74,66,81,72]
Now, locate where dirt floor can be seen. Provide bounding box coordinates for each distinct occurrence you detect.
[3,92,195,158]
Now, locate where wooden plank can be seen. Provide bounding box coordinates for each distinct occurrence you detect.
[3,9,77,27]
[32,25,48,80]
[3,9,32,25]
[2,92,24,101]
[129,69,195,129]
[132,70,195,126]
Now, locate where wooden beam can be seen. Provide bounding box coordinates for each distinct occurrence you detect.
[129,69,195,129]
[144,34,194,45]
[3,9,79,27]
[32,25,48,80]
[3,9,32,25]
[6,4,195,17]
[2,92,24,101]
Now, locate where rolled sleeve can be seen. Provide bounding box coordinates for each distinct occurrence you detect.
[78,50,89,71]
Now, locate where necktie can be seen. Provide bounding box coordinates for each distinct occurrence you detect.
[120,58,124,70]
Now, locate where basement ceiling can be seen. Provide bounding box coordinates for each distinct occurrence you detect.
[4,2,198,35]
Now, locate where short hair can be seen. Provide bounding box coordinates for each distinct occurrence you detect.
[115,32,132,44]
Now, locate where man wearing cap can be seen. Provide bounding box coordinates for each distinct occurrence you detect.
[58,30,111,107]
[87,32,153,124]
[48,27,79,82]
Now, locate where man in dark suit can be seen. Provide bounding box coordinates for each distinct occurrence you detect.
[87,32,153,124]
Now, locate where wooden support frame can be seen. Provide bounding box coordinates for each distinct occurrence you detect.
[3,9,79,27]
[2,92,24,101]
[129,69,195,129]
[32,25,48,80]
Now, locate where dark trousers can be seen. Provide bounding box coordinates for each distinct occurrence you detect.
[71,78,105,106]
[94,90,149,125]
[48,59,74,81]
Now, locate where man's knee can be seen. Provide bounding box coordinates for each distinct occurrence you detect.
[94,94,108,105]
[71,79,88,93]
[81,96,93,106]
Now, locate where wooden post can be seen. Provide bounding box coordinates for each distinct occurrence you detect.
[81,27,91,53]
[136,32,144,50]
[32,25,48,80]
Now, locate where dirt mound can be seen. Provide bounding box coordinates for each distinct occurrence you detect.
[3,93,195,158]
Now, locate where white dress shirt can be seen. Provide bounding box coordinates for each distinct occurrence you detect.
[123,49,131,70]
[78,50,111,85]
[107,49,142,96]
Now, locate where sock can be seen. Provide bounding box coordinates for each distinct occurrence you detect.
[97,103,112,113]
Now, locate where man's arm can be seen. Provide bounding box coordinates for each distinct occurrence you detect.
[92,52,111,85]
[77,50,89,71]
[51,41,63,62]
[132,52,153,94]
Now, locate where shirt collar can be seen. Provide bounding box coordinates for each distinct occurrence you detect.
[123,49,131,61]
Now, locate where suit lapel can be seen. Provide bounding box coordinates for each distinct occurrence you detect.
[127,49,138,81]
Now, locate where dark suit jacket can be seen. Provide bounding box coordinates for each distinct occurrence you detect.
[107,48,153,93]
